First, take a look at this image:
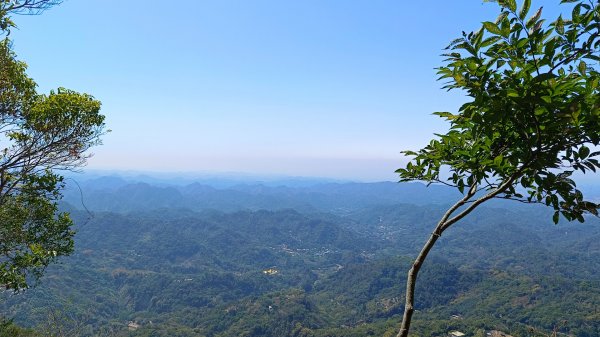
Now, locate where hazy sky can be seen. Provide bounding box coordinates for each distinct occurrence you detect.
[9,0,566,181]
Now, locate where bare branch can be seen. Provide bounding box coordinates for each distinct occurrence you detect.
[5,0,62,15]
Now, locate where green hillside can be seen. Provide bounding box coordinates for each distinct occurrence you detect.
[1,186,599,336]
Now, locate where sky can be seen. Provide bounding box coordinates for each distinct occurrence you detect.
[8,0,568,181]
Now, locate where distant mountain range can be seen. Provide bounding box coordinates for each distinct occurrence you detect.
[2,173,598,336]
[61,174,465,214]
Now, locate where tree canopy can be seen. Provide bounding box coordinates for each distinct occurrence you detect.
[396,0,600,336]
[0,1,105,290]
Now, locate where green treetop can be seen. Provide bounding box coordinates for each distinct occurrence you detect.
[395,0,600,336]
[0,0,106,290]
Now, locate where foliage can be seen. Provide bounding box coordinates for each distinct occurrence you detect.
[395,1,600,335]
[0,319,39,337]
[0,4,105,290]
[0,1,62,33]
[1,204,599,336]
[398,0,600,221]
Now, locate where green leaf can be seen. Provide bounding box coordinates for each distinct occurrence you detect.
[473,28,484,48]
[480,35,501,48]
[458,179,465,194]
[519,0,531,20]
[507,90,519,97]
[579,146,590,159]
[516,38,529,49]
[527,7,543,29]
[433,112,458,120]
[483,21,502,35]
[572,4,582,22]
[533,106,546,116]
[555,15,565,34]
[506,0,517,12]
[578,61,587,75]
[500,15,511,36]
[495,11,509,25]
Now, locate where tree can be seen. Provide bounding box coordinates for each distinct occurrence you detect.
[0,1,105,290]
[395,0,600,336]
[0,1,62,32]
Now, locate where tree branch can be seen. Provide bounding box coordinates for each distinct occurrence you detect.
[396,182,477,337]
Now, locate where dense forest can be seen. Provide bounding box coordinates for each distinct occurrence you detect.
[1,176,598,337]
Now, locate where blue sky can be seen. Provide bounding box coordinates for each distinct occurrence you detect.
[9,0,566,181]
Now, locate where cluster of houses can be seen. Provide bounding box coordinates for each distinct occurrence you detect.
[127,321,140,331]
[263,267,279,275]
[449,330,514,337]
[448,315,514,337]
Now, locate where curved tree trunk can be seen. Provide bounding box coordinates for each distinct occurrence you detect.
[396,230,442,337]
[395,178,514,337]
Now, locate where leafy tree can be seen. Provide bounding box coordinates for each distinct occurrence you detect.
[0,1,105,290]
[395,0,600,336]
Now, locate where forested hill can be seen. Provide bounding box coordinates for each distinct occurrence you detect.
[1,177,599,336]
[62,175,600,214]
[61,176,463,213]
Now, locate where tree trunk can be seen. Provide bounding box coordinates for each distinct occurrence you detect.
[395,180,512,336]
[395,182,482,337]
[396,230,441,337]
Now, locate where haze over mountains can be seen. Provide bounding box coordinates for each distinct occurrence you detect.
[61,172,600,217]
[1,172,597,336]
[59,173,460,213]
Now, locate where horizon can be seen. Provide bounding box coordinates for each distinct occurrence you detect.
[8,1,580,181]
[66,168,388,185]
[68,168,600,189]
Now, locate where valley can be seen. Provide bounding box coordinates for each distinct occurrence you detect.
[1,176,598,336]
